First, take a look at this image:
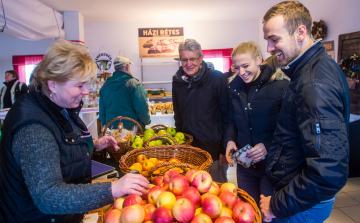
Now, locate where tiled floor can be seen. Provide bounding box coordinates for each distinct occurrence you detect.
[226,164,360,223]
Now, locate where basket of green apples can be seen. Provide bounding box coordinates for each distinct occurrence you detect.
[149,124,193,145]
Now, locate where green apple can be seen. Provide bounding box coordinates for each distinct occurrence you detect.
[157,130,167,135]
[173,136,180,143]
[144,129,155,136]
[156,140,163,146]
[134,138,143,144]
[131,135,141,144]
[166,127,176,136]
[131,141,143,148]
[148,140,157,147]
[143,135,152,142]
[175,132,185,141]
[179,140,185,144]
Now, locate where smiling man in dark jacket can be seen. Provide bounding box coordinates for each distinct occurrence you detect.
[100,56,150,131]
[172,39,229,183]
[260,1,350,222]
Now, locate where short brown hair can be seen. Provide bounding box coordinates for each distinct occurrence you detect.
[263,1,312,36]
[231,41,263,61]
[5,70,19,80]
[30,39,97,93]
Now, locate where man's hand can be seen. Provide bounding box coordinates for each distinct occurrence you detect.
[260,195,276,222]
[226,141,238,166]
[94,136,120,151]
[219,154,228,166]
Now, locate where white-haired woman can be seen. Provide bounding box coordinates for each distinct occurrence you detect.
[0,39,149,223]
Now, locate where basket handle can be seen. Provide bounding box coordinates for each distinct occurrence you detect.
[150,124,169,131]
[143,134,179,147]
[102,116,144,136]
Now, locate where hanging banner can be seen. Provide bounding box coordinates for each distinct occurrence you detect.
[322,40,335,60]
[138,27,184,58]
[93,52,113,71]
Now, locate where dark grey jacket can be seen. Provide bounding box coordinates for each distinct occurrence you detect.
[266,41,350,218]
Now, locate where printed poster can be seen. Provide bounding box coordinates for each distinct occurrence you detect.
[322,40,335,60]
[93,52,113,71]
[138,27,184,58]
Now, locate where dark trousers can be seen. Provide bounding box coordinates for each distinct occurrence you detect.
[237,164,275,223]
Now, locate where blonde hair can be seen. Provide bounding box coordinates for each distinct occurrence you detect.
[30,39,97,93]
[231,41,262,61]
[263,1,312,36]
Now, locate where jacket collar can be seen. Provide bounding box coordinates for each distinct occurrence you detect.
[3,79,17,87]
[173,60,208,87]
[281,40,324,80]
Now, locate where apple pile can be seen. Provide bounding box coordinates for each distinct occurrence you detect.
[105,169,256,223]
[131,127,187,149]
[128,154,186,176]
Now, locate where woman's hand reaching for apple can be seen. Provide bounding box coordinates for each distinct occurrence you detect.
[111,173,150,198]
[226,141,238,166]
[247,143,267,163]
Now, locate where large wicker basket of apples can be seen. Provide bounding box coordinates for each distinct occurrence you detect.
[120,135,213,180]
[104,169,261,223]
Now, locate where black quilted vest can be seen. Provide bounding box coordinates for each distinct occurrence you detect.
[0,88,91,223]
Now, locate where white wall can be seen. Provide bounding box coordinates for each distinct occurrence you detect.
[258,0,360,61]
[84,19,259,92]
[0,33,53,87]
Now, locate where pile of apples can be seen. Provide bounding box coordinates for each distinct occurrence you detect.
[131,127,186,149]
[105,169,256,223]
[128,154,185,176]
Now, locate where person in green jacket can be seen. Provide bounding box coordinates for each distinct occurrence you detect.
[99,55,151,131]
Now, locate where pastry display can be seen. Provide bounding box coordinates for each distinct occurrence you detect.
[143,39,157,48]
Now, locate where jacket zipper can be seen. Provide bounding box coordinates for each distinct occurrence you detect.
[315,123,321,150]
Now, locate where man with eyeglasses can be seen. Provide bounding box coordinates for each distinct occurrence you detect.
[172,39,229,183]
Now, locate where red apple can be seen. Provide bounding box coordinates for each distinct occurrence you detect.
[214,216,235,223]
[201,192,213,203]
[122,194,142,208]
[148,186,166,205]
[176,196,182,200]
[164,170,180,183]
[141,184,155,200]
[143,203,156,222]
[220,207,233,218]
[153,176,164,186]
[169,175,189,196]
[104,209,121,223]
[182,186,202,208]
[120,204,145,223]
[151,206,175,223]
[186,169,198,181]
[219,191,238,210]
[190,213,213,223]
[220,183,237,196]
[161,182,170,191]
[136,154,148,164]
[190,171,212,193]
[113,196,127,210]
[172,198,196,223]
[237,199,244,205]
[202,195,223,219]
[232,203,255,223]
[156,191,176,210]
[208,181,220,196]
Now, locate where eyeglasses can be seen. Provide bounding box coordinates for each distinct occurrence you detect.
[180,57,201,64]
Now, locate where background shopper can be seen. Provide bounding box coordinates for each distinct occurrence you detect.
[0,70,27,109]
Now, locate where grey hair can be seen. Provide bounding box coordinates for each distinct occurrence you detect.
[178,39,203,57]
[114,64,127,71]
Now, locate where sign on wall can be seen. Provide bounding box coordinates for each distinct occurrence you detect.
[93,52,113,71]
[138,27,184,58]
[322,40,335,60]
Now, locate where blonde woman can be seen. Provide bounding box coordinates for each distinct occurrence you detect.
[0,40,149,223]
[224,41,289,217]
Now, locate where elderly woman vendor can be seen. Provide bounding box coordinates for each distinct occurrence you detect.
[0,39,149,223]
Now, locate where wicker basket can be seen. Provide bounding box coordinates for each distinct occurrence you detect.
[119,134,213,180]
[217,182,262,223]
[102,116,144,162]
[149,124,193,145]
